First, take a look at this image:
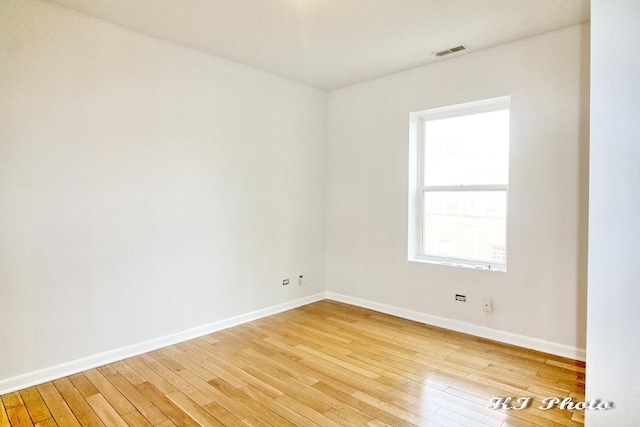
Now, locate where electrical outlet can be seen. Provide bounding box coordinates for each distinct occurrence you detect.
[455,294,466,302]
[483,297,493,312]
[282,279,289,286]
[298,275,305,285]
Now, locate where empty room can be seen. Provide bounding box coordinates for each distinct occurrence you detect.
[1,0,638,426]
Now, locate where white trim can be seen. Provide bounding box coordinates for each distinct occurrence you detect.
[423,184,508,192]
[325,292,586,361]
[414,95,511,121]
[0,290,585,394]
[0,293,325,395]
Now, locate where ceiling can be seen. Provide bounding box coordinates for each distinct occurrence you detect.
[44,0,591,90]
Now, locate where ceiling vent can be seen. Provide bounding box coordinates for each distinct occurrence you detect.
[435,44,467,57]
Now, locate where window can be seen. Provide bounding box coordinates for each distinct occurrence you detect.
[408,96,510,271]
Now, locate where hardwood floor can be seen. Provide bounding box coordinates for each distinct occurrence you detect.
[0,300,585,426]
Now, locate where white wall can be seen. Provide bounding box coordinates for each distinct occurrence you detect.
[0,0,326,385]
[326,24,590,356]
[587,0,640,424]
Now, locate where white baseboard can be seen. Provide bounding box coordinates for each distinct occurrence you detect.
[0,290,585,395]
[0,293,326,395]
[325,292,586,362]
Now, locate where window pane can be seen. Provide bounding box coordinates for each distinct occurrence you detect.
[422,191,507,264]
[423,110,509,186]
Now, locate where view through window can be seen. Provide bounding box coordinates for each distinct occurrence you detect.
[409,96,510,271]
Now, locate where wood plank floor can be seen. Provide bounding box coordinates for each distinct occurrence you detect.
[0,300,585,426]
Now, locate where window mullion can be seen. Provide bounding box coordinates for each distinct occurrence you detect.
[422,184,507,192]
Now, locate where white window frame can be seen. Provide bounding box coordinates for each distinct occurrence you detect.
[408,96,510,272]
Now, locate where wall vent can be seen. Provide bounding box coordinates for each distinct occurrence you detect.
[435,44,467,57]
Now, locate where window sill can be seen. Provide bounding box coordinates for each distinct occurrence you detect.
[409,256,507,272]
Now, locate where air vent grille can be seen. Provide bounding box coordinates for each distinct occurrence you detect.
[435,44,467,57]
